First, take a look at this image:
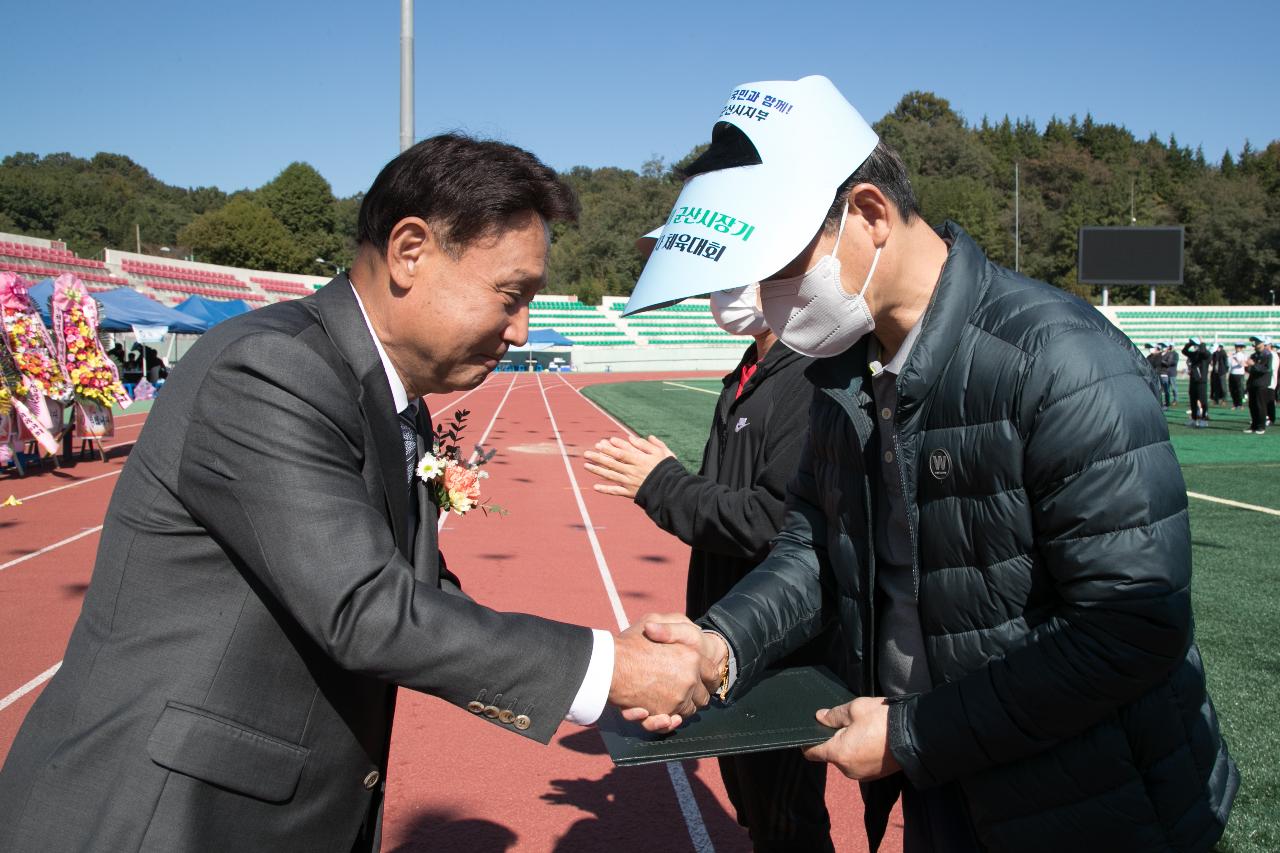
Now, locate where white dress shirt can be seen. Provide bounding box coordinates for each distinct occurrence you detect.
[349,281,613,725]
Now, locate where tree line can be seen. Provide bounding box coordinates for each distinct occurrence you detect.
[1,92,1276,305]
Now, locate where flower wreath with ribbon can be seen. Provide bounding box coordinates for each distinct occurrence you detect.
[51,274,131,411]
[0,272,71,455]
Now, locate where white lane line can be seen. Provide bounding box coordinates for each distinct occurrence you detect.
[536,371,713,853]
[1187,491,1280,517]
[438,371,520,533]
[0,525,102,573]
[663,381,719,397]
[0,663,62,712]
[536,371,629,629]
[665,762,715,853]
[554,372,635,438]
[17,470,122,502]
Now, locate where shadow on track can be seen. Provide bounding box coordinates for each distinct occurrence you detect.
[390,808,518,852]
[544,729,749,852]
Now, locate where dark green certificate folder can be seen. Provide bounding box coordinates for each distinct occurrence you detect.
[598,665,855,767]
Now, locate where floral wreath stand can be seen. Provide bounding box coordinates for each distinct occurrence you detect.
[50,274,130,467]
[10,396,69,477]
[1,413,26,477]
[69,401,112,463]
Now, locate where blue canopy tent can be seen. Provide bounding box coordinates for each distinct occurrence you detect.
[176,295,251,327]
[524,328,574,348]
[28,279,208,333]
[505,327,573,371]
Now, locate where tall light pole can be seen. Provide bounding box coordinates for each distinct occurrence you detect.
[1013,162,1020,273]
[400,0,414,153]
[316,257,344,276]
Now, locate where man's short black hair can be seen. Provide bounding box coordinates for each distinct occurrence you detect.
[826,141,921,227]
[357,133,579,256]
[680,123,921,228]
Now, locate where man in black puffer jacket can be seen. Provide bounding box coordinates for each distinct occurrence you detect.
[626,76,1238,853]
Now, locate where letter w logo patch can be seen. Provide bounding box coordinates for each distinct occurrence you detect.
[928,448,952,481]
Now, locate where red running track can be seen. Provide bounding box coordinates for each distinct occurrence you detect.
[0,372,903,852]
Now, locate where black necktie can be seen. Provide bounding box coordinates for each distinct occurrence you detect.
[398,405,418,487]
[398,404,420,556]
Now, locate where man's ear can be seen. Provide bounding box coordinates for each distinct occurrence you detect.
[386,216,435,290]
[847,183,893,247]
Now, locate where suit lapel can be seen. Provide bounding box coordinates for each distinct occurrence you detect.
[312,277,411,557]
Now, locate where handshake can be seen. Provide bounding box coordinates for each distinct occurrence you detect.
[606,613,730,733]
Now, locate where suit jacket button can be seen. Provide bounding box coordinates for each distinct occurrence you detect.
[483,705,500,718]
[498,709,515,724]
[467,701,485,714]
[514,714,531,731]
[363,771,380,790]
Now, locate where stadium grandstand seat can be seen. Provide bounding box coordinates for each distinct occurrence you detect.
[0,261,127,290]
[141,279,265,303]
[250,276,319,296]
[523,294,749,347]
[120,259,250,290]
[0,240,111,273]
[1108,307,1280,346]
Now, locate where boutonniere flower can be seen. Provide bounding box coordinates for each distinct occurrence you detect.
[415,408,506,518]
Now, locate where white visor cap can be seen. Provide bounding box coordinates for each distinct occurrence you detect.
[624,75,878,316]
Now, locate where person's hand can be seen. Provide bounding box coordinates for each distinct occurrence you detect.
[802,697,901,780]
[609,614,718,733]
[583,435,676,499]
[642,618,727,696]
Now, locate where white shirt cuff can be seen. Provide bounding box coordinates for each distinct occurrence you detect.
[565,629,614,725]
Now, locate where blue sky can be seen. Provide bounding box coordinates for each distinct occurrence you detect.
[7,0,1277,198]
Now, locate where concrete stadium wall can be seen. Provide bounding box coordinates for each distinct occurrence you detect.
[570,345,742,373]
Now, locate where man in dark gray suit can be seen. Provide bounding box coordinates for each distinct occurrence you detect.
[0,135,710,853]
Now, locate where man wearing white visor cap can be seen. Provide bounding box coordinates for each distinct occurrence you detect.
[635,75,1237,852]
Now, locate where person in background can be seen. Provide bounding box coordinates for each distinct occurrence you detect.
[1244,335,1272,434]
[1210,343,1228,407]
[1228,343,1248,409]
[1182,337,1210,427]
[122,352,142,398]
[584,257,834,851]
[107,342,127,373]
[1161,342,1180,409]
[1144,343,1164,381]
[1268,339,1279,427]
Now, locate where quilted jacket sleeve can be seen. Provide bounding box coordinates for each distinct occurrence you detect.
[890,327,1193,788]
[697,432,838,693]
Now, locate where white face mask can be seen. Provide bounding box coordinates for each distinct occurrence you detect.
[709,283,770,336]
[759,204,881,358]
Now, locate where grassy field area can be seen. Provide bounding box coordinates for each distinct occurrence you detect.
[583,376,1278,852]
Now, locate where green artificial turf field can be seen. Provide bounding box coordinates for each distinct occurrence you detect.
[583,376,1278,852]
